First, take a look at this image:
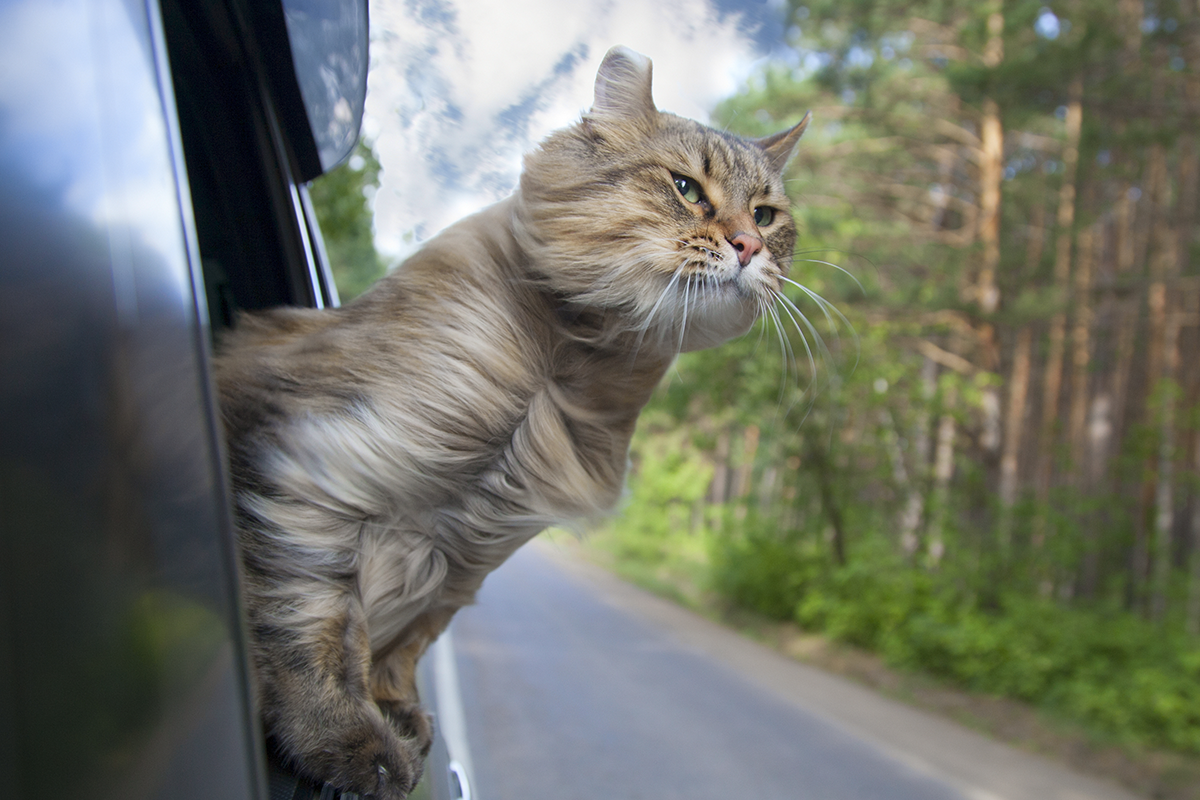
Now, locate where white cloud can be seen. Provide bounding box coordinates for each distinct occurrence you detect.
[366,0,767,258]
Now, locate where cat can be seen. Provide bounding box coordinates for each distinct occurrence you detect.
[215,46,809,799]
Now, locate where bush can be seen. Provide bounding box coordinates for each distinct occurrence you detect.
[710,527,1200,754]
[709,516,818,619]
[794,554,938,651]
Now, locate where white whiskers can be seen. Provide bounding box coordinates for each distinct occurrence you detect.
[625,239,860,422]
[757,264,860,419]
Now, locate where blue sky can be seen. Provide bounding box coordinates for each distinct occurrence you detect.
[364,0,789,258]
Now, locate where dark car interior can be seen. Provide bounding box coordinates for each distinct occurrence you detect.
[157,3,459,798]
[0,2,410,799]
[160,0,337,331]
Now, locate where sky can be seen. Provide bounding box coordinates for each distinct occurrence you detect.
[363,0,789,259]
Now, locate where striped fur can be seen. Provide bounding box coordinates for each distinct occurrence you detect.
[215,46,808,798]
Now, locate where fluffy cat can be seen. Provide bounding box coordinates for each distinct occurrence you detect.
[215,46,809,798]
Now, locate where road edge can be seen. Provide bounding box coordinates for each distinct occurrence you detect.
[529,536,1146,800]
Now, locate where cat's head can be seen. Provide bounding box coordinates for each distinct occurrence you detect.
[516,46,809,353]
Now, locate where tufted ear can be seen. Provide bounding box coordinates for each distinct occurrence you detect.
[754,111,812,173]
[591,46,657,126]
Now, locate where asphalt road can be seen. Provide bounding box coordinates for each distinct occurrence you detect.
[448,540,1144,800]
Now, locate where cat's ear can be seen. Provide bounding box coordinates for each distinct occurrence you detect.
[754,111,812,173]
[590,46,657,127]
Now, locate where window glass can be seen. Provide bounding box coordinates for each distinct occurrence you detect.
[282,0,368,172]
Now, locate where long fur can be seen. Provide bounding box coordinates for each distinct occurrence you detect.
[215,46,809,798]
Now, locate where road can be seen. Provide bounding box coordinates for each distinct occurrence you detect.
[445,540,1144,800]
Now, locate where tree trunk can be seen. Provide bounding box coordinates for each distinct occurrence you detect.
[1068,224,1097,478]
[733,424,759,501]
[1132,138,1171,614]
[977,97,1003,320]
[1188,424,1200,635]
[998,203,1047,542]
[1034,75,1084,542]
[1178,135,1198,279]
[1146,132,1180,618]
[998,326,1032,546]
[1151,313,1181,619]
[928,382,958,567]
[899,356,938,557]
[976,8,1005,455]
[806,439,847,566]
[1120,0,1143,60]
[1109,185,1142,458]
[710,428,731,505]
[1169,27,1200,619]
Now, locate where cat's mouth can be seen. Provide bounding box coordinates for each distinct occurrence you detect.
[670,274,761,351]
[681,244,779,300]
[657,258,772,353]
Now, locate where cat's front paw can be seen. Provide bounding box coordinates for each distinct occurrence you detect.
[286,714,426,800]
[338,736,423,800]
[378,699,435,761]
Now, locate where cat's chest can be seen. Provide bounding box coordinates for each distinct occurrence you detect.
[437,376,633,524]
[357,374,635,649]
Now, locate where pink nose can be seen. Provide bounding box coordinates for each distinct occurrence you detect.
[729,232,763,266]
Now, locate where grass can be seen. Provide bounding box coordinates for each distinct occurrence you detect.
[543,527,1200,800]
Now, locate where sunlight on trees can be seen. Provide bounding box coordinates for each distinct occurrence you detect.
[595,0,1200,765]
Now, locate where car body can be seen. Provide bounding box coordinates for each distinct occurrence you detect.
[0,1,470,797]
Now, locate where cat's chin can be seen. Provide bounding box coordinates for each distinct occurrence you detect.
[677,296,759,352]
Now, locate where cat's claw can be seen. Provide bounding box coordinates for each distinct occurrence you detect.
[381,745,424,799]
[298,722,423,799]
[373,762,403,799]
[378,699,435,760]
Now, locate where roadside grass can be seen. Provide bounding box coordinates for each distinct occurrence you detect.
[542,528,1200,800]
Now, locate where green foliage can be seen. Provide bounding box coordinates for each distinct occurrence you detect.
[588,413,715,580]
[792,548,938,651]
[309,139,387,301]
[594,0,1200,764]
[894,596,1200,752]
[126,589,227,695]
[709,514,819,619]
[707,518,1200,753]
[618,321,1200,753]
[604,329,1200,755]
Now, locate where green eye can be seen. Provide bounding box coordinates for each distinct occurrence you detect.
[754,206,775,226]
[673,175,702,204]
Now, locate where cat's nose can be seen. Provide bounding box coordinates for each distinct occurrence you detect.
[729,232,763,266]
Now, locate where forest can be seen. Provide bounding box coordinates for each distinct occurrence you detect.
[627,0,1200,759]
[312,0,1200,784]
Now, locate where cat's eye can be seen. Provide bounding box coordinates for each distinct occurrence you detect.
[673,174,703,205]
[754,206,775,227]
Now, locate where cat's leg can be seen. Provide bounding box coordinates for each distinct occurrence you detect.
[369,606,456,753]
[241,517,426,798]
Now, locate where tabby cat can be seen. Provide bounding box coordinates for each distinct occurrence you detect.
[215,46,809,798]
